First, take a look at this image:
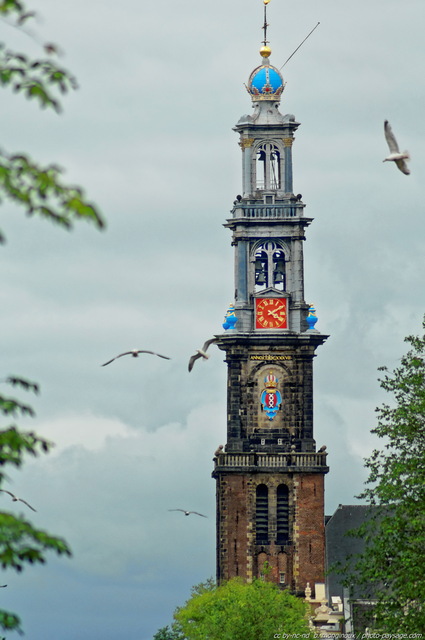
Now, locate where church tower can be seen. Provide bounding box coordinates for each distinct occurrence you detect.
[212,3,328,597]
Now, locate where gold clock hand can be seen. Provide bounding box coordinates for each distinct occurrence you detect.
[268,307,285,320]
[272,304,285,313]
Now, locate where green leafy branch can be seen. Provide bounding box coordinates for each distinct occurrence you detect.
[0,377,72,635]
[0,512,71,573]
[0,0,58,52]
[0,3,101,635]
[0,0,67,105]
[0,2,105,240]
[0,610,20,638]
[0,150,105,242]
[0,427,52,477]
[0,509,71,635]
[0,0,29,20]
[0,45,77,112]
[0,377,39,394]
[0,377,50,468]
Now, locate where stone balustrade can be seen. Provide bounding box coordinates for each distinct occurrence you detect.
[231,203,304,219]
[213,451,328,473]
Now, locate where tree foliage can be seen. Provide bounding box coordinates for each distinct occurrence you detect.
[0,150,104,243]
[0,43,77,112]
[0,1,104,634]
[0,0,104,241]
[347,318,425,632]
[0,378,72,635]
[153,625,185,640]
[173,577,313,640]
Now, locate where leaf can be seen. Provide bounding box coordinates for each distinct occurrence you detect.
[0,396,35,418]
[0,609,21,634]
[0,47,77,111]
[0,426,54,468]
[2,377,39,394]
[0,149,105,237]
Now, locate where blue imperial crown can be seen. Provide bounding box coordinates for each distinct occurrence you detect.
[247,62,284,101]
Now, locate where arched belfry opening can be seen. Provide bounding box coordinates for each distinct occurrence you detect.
[253,241,286,292]
[255,141,284,191]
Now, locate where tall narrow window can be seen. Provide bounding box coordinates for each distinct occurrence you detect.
[256,484,269,544]
[276,484,289,544]
[255,143,282,190]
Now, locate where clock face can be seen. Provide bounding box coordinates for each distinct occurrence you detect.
[255,298,288,329]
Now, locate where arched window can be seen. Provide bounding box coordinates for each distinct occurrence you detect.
[254,242,286,291]
[255,484,269,544]
[276,484,289,544]
[255,143,282,190]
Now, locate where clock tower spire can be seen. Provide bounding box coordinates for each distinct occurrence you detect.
[212,1,329,596]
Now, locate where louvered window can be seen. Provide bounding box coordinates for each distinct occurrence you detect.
[255,484,269,544]
[276,484,289,544]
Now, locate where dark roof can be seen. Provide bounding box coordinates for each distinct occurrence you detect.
[325,504,377,600]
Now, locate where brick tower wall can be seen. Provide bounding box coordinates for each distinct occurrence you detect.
[216,469,326,595]
[293,472,326,593]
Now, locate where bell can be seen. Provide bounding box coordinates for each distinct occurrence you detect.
[256,272,266,285]
[274,272,284,284]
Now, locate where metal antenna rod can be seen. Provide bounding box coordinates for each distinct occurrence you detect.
[279,22,320,70]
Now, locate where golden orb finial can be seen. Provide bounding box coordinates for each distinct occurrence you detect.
[263,0,271,5]
[260,45,272,58]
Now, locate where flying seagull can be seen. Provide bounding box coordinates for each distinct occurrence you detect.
[101,349,171,366]
[383,120,410,175]
[169,509,208,518]
[188,338,218,372]
[0,489,36,512]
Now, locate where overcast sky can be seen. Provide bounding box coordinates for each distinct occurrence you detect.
[0,0,424,638]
